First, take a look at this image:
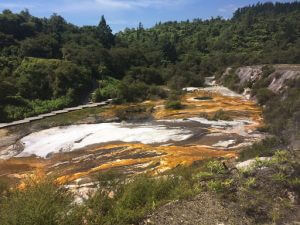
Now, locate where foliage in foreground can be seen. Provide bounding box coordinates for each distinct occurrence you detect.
[1,149,299,225]
[0,179,72,225]
[238,137,282,161]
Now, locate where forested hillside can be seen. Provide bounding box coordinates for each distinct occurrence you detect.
[0,2,299,122]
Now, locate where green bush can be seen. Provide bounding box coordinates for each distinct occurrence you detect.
[206,160,225,174]
[93,77,167,103]
[212,109,232,121]
[263,79,300,138]
[126,66,163,85]
[223,69,240,91]
[118,81,150,103]
[96,169,125,188]
[256,88,276,105]
[72,166,206,225]
[0,178,8,197]
[84,191,115,225]
[262,65,275,78]
[93,77,122,102]
[81,174,192,225]
[0,180,73,225]
[2,96,73,122]
[15,57,91,100]
[239,137,281,161]
[207,180,224,192]
[165,100,183,110]
[148,85,167,99]
[166,68,205,90]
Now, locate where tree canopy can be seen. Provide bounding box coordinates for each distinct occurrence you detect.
[0,2,299,122]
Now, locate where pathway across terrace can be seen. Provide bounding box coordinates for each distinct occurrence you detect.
[0,100,112,129]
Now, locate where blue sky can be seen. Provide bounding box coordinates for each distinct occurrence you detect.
[0,0,294,32]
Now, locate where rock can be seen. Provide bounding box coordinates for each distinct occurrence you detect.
[72,154,95,162]
[104,117,121,123]
[223,65,300,95]
[212,140,236,148]
[236,157,271,170]
[242,88,252,100]
[287,191,297,204]
[108,191,115,199]
[182,87,200,92]
[65,182,98,204]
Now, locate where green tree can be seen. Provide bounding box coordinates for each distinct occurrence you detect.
[98,15,115,48]
[20,34,60,58]
[161,40,177,63]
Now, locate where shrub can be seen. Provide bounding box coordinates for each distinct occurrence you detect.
[148,85,167,99]
[126,66,163,85]
[15,57,92,100]
[95,169,125,188]
[244,177,256,188]
[92,77,121,102]
[118,177,155,210]
[212,109,232,121]
[2,96,73,122]
[238,137,281,161]
[256,88,276,105]
[115,105,150,121]
[85,175,183,225]
[262,65,275,78]
[0,179,73,225]
[80,168,203,225]
[167,90,182,100]
[165,100,183,110]
[93,79,156,104]
[84,191,115,225]
[0,178,8,197]
[206,160,225,174]
[193,171,214,180]
[118,81,150,103]
[167,70,205,90]
[223,69,240,91]
[207,180,224,192]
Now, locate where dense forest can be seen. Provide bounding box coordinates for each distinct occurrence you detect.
[0,1,299,123]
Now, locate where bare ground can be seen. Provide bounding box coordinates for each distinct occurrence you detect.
[140,192,253,225]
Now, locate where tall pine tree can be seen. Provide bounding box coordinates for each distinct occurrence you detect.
[98,15,115,48]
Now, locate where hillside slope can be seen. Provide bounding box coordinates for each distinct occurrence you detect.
[221,64,300,150]
[223,64,300,94]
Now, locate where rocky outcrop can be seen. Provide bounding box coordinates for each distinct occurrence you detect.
[224,64,300,94]
[222,64,300,150]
